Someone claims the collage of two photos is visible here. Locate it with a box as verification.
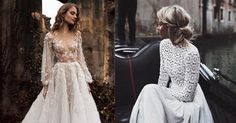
[1,0,236,123]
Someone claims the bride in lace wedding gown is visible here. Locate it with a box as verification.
[22,3,101,123]
[129,5,214,123]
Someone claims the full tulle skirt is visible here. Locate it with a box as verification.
[22,62,101,123]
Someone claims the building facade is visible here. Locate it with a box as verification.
[135,0,236,36]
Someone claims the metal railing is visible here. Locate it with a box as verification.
[213,68,236,86]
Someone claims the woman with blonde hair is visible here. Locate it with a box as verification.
[22,3,101,123]
[129,5,214,123]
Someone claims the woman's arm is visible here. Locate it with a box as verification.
[76,32,93,83]
[41,32,54,86]
[158,41,169,87]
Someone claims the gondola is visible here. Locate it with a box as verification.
[115,40,236,123]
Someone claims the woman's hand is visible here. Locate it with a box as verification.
[43,85,48,99]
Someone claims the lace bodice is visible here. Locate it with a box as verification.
[41,32,93,85]
[52,36,78,62]
[158,39,200,102]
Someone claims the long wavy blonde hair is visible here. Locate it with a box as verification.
[157,5,193,47]
[51,3,80,33]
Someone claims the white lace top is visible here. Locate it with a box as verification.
[41,32,93,86]
[158,39,200,102]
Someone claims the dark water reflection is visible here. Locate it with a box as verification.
[194,35,236,93]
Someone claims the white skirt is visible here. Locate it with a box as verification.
[129,84,214,123]
[22,62,101,123]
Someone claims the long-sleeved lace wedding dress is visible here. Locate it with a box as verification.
[22,32,101,123]
[129,39,214,123]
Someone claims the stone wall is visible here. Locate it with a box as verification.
[136,0,201,37]
[0,0,42,121]
[135,0,236,36]
[79,0,114,84]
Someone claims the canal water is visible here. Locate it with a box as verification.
[194,34,236,93]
